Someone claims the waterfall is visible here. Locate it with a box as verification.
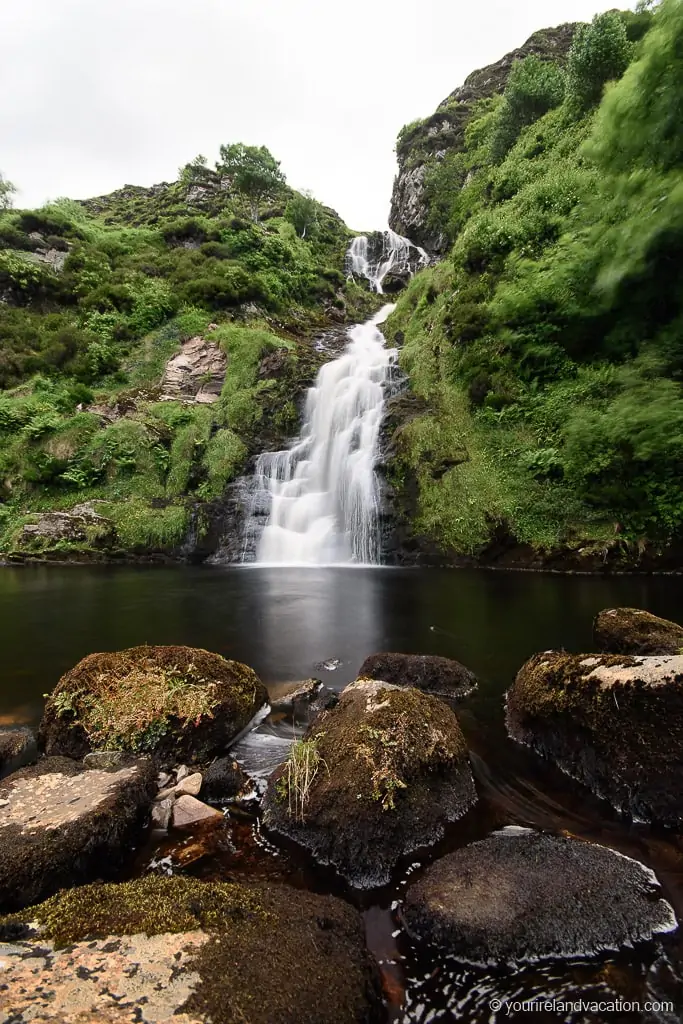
[346,228,429,293]
[246,304,397,566]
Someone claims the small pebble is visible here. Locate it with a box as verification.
[176,765,190,783]
[175,772,202,797]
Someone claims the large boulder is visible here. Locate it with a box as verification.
[0,727,37,780]
[0,755,155,912]
[0,876,382,1024]
[9,505,117,561]
[159,335,227,404]
[593,607,683,655]
[402,828,676,964]
[357,652,477,700]
[263,679,477,887]
[40,645,268,763]
[506,651,683,826]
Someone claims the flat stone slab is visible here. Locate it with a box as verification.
[0,756,155,912]
[0,875,382,1023]
[172,795,222,829]
[403,828,677,965]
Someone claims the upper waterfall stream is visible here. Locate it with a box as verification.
[346,228,429,293]
[246,303,397,566]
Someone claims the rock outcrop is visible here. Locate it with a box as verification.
[389,23,577,252]
[593,607,683,656]
[402,828,677,964]
[263,678,477,887]
[357,652,477,700]
[40,645,268,763]
[0,875,382,1024]
[159,335,227,404]
[9,504,117,561]
[506,651,683,826]
[0,755,155,912]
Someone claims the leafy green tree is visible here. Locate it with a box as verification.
[490,56,565,161]
[178,154,211,187]
[590,0,683,173]
[285,190,318,238]
[216,144,285,222]
[566,12,633,113]
[0,171,16,211]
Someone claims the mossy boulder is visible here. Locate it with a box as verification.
[263,678,477,887]
[357,652,477,700]
[506,651,683,826]
[402,828,676,964]
[0,876,382,1024]
[39,645,268,764]
[0,755,155,912]
[0,727,37,780]
[593,607,683,656]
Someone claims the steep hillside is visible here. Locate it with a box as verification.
[384,2,683,570]
[0,148,376,561]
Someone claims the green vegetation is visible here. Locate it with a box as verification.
[389,1,683,561]
[276,735,326,822]
[0,143,371,558]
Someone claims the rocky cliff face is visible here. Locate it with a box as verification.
[389,23,577,253]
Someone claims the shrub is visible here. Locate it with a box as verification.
[490,56,565,161]
[566,11,633,113]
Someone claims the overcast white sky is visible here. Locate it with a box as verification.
[3,0,626,231]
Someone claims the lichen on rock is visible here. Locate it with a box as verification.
[39,645,268,763]
[263,678,477,887]
[0,755,155,912]
[506,650,683,826]
[0,875,383,1024]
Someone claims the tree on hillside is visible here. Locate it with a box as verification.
[566,12,633,113]
[216,144,285,222]
[286,190,318,238]
[178,154,213,188]
[0,171,16,212]
[490,55,566,161]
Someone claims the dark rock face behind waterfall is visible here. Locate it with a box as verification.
[389,23,577,253]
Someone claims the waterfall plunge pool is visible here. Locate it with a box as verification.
[2,563,683,1020]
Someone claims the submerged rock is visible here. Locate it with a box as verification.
[0,755,155,912]
[506,651,683,826]
[402,828,677,964]
[39,645,268,763]
[593,607,683,656]
[358,652,477,700]
[0,876,382,1023]
[263,678,477,888]
[0,727,37,780]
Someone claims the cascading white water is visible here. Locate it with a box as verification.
[347,228,429,293]
[251,304,397,566]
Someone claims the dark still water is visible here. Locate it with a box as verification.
[1,563,681,724]
[2,564,683,1022]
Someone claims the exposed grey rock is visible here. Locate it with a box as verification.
[151,796,174,830]
[403,828,677,964]
[159,335,227,404]
[83,751,131,770]
[14,507,116,555]
[176,764,190,782]
[389,23,577,252]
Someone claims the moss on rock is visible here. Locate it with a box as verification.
[1,876,383,1024]
[39,645,268,763]
[506,651,683,826]
[263,679,477,887]
[593,607,683,656]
